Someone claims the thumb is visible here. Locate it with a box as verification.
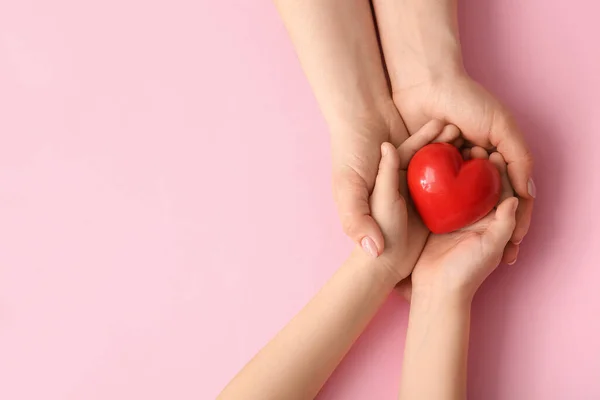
[371,143,401,208]
[484,197,519,249]
[333,170,385,258]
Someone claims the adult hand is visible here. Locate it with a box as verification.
[393,73,535,248]
[372,0,534,254]
[330,109,409,258]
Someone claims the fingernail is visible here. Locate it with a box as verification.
[514,238,523,245]
[361,236,378,258]
[528,178,537,198]
[508,259,517,265]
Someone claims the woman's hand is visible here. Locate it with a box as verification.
[372,0,535,256]
[393,74,534,247]
[330,108,409,259]
[398,147,519,303]
[275,0,413,258]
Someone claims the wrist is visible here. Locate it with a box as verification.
[377,0,466,90]
[349,247,403,290]
[410,284,474,312]
[328,98,403,143]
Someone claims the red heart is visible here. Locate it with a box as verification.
[407,143,502,234]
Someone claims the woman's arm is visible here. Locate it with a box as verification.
[274,0,395,130]
[399,292,471,400]
[373,0,535,246]
[274,0,409,257]
[372,0,464,91]
[218,250,397,400]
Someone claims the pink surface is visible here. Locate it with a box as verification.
[0,1,598,399]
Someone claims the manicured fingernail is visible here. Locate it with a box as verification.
[528,178,537,198]
[361,236,378,258]
[508,259,517,265]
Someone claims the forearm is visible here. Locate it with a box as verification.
[373,0,465,90]
[399,291,471,400]
[218,249,397,400]
[274,0,395,133]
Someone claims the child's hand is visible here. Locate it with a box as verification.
[366,121,460,283]
[399,148,519,302]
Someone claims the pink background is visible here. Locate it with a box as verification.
[0,0,598,399]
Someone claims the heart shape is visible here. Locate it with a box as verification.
[407,143,502,234]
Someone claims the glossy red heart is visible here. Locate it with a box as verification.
[407,143,502,234]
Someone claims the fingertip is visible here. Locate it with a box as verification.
[506,156,535,200]
[511,197,533,244]
[470,146,489,160]
[380,142,399,167]
[345,215,385,257]
[361,236,380,258]
[507,196,519,216]
[502,242,520,264]
[432,124,460,143]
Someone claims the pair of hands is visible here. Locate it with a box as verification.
[334,74,535,258]
[334,73,535,298]
[363,119,519,301]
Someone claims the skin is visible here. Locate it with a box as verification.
[218,124,518,400]
[276,0,535,263]
[273,0,409,258]
[398,147,518,400]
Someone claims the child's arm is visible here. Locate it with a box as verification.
[218,122,457,400]
[218,250,396,400]
[398,149,519,400]
[218,139,420,400]
[398,291,472,400]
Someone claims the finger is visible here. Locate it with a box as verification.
[395,277,412,303]
[397,120,447,169]
[512,197,533,244]
[334,171,385,258]
[489,152,514,203]
[452,137,465,149]
[484,197,519,249]
[488,152,530,244]
[462,148,471,160]
[501,242,520,265]
[490,114,535,201]
[489,115,535,243]
[469,146,489,160]
[432,124,461,144]
[372,143,401,207]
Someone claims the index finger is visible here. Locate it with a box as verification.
[397,121,460,169]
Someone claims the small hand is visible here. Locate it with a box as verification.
[398,148,519,302]
[368,120,460,281]
[394,73,534,254]
[331,108,410,258]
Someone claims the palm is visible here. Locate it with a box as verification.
[394,73,510,150]
[393,72,534,251]
[400,148,519,301]
[413,212,501,293]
